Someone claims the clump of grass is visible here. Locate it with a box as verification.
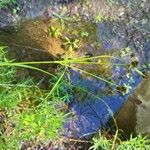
[0,46,65,149]
[89,133,150,150]
[89,136,111,150]
[48,26,62,38]
[117,134,150,150]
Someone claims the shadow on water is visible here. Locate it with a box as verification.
[0,17,65,88]
[0,29,51,88]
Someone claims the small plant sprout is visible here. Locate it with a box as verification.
[48,26,62,38]
[52,12,71,28]
[63,37,81,52]
[13,6,20,15]
[80,31,89,38]
[120,47,131,57]
[95,14,104,23]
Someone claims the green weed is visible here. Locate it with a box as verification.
[117,134,150,150]
[80,31,89,38]
[52,12,71,28]
[89,133,150,150]
[0,46,65,149]
[48,26,62,38]
[63,37,81,52]
[95,14,105,23]
[89,136,112,150]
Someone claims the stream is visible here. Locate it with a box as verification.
[0,0,149,141]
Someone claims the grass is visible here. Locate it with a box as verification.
[0,46,66,149]
[89,133,150,150]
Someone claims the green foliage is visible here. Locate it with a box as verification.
[117,135,150,150]
[120,47,131,57]
[49,69,74,103]
[95,14,104,23]
[1,103,64,149]
[52,12,71,28]
[0,46,65,149]
[0,0,16,8]
[13,6,20,15]
[89,136,111,150]
[0,46,31,109]
[48,26,62,38]
[80,31,89,38]
[63,37,81,52]
[14,102,64,142]
[89,134,150,150]
[0,46,16,83]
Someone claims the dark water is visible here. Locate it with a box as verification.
[64,18,149,138]
[64,64,143,138]
[0,0,149,139]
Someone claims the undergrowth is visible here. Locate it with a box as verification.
[89,133,150,150]
[0,46,65,149]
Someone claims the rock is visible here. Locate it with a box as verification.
[115,74,150,138]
